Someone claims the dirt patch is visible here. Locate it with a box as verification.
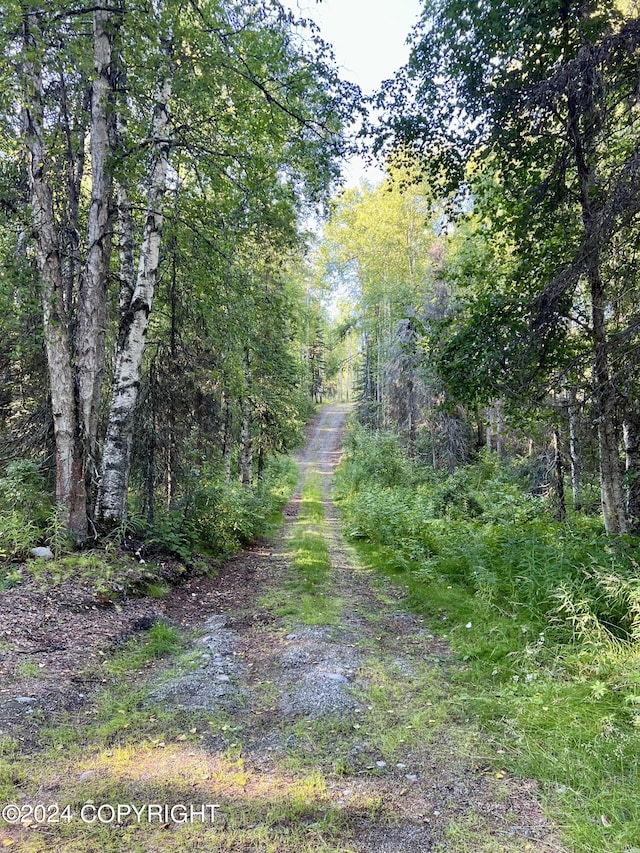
[0,570,163,739]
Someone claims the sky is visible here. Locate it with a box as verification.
[282,0,424,186]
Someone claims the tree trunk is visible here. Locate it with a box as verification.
[22,14,88,542]
[240,349,253,489]
[567,387,582,511]
[58,74,87,318]
[623,404,640,534]
[405,317,418,457]
[565,53,626,534]
[222,394,233,483]
[553,423,566,522]
[76,2,116,481]
[257,429,266,481]
[97,67,172,524]
[485,406,492,451]
[590,253,626,533]
[240,397,253,489]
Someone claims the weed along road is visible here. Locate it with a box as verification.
[0,403,562,852]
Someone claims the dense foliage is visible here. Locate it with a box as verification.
[0,0,355,549]
[375,0,640,534]
[336,423,640,851]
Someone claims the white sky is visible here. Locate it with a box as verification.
[283,0,424,186]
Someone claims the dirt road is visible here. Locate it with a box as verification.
[0,403,563,852]
[157,402,562,851]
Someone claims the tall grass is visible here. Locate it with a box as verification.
[335,423,640,852]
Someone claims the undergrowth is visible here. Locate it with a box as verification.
[1,456,298,597]
[126,454,299,561]
[335,422,640,853]
[0,460,52,564]
[0,455,297,568]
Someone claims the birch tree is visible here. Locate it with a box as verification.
[96,53,172,523]
[19,5,117,541]
[3,0,357,537]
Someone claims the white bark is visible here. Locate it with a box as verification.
[567,388,582,510]
[485,406,492,450]
[22,15,87,541]
[77,3,116,469]
[97,71,172,524]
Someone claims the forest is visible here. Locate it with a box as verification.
[0,0,357,550]
[1,1,640,851]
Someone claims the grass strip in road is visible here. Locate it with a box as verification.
[262,472,341,627]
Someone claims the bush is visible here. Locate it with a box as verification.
[336,425,640,647]
[338,425,413,493]
[147,455,298,559]
[0,459,52,559]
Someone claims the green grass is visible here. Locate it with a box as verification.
[261,471,341,626]
[334,425,640,853]
[104,621,184,677]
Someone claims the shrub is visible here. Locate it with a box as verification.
[0,459,52,559]
[338,425,412,492]
[336,426,640,647]
[147,455,297,559]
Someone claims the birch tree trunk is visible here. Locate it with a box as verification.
[567,388,582,511]
[97,68,172,524]
[76,3,116,480]
[22,15,88,542]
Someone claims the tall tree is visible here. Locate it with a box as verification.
[3,0,358,538]
[379,0,640,532]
